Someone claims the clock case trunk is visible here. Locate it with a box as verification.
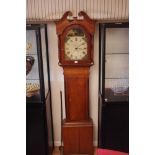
[64,67,90,121]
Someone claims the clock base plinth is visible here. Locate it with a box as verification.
[63,119,93,155]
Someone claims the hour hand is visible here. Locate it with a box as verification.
[76,47,85,50]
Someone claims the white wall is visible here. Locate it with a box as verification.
[47,22,99,146]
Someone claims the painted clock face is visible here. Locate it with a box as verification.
[64,28,88,60]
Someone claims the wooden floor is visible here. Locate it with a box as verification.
[51,147,97,155]
[51,147,60,155]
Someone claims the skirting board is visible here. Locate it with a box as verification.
[54,141,98,147]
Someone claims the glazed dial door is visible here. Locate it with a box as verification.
[64,28,88,61]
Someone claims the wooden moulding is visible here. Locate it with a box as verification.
[55,11,95,36]
[63,67,90,77]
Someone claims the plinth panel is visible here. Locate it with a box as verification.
[63,119,93,155]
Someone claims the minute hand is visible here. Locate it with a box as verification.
[75,43,85,49]
[76,47,85,50]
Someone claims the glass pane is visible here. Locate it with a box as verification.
[26,54,39,79]
[26,29,41,100]
[105,79,129,102]
[41,26,49,98]
[106,28,129,54]
[26,30,38,54]
[105,54,129,78]
[26,79,41,101]
[105,27,129,102]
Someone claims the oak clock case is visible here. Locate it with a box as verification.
[26,24,54,155]
[56,11,95,155]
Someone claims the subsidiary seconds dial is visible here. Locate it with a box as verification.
[64,28,88,60]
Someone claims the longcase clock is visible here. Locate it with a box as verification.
[56,11,95,155]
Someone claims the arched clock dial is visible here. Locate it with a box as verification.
[64,28,88,60]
